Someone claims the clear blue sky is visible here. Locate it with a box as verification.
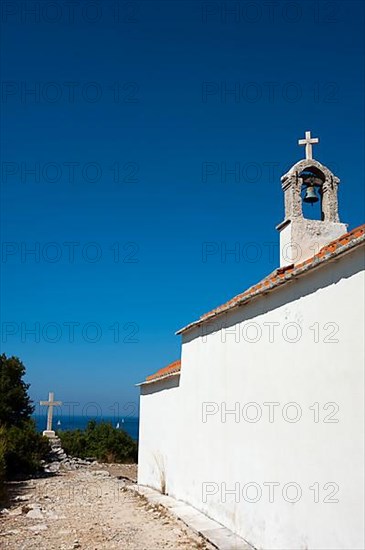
[1,1,364,415]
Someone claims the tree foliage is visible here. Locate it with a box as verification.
[59,420,138,463]
[0,354,34,427]
[0,354,50,484]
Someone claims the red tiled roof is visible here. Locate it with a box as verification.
[176,224,365,335]
[142,360,181,384]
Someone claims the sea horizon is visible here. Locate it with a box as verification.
[33,414,139,441]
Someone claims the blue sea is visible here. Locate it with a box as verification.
[33,414,139,441]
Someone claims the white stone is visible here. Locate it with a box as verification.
[26,508,44,519]
[45,510,59,520]
[28,524,48,532]
[8,506,23,516]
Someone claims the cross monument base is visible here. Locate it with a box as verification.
[43,430,56,438]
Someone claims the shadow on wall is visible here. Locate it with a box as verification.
[140,374,180,396]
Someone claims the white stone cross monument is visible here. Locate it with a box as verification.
[298,130,319,159]
[40,391,62,438]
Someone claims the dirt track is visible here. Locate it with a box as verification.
[0,464,213,550]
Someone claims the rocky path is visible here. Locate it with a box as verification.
[0,464,213,550]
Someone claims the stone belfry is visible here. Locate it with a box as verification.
[276,131,348,266]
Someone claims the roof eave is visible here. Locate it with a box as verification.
[136,371,181,387]
[176,233,365,336]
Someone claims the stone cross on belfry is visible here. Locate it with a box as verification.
[40,391,62,438]
[298,130,319,160]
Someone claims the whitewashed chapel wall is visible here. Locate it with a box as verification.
[138,375,181,495]
[138,245,364,550]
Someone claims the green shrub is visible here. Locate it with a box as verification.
[58,428,87,459]
[3,420,50,479]
[59,420,137,463]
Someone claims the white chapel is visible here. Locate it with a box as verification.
[137,132,365,550]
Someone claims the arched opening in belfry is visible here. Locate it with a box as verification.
[300,168,325,221]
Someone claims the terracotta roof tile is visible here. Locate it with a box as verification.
[177,224,365,335]
[143,360,181,384]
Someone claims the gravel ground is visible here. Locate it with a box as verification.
[0,464,213,550]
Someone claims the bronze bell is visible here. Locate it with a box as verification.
[303,185,319,204]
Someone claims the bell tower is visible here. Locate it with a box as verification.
[276,131,348,267]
